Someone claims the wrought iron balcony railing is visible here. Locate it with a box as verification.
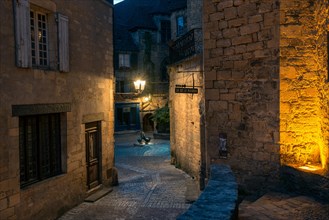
[169,28,202,63]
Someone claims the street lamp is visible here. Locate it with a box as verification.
[134,80,146,93]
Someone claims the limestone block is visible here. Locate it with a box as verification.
[218,20,228,29]
[228,18,247,28]
[217,0,233,10]
[216,71,231,80]
[247,42,263,52]
[210,48,224,57]
[8,194,20,207]
[237,3,257,17]
[224,7,237,20]
[216,39,231,47]
[204,39,216,49]
[240,23,260,35]
[206,70,217,81]
[0,207,14,219]
[259,2,273,13]
[209,12,224,21]
[249,14,263,23]
[264,12,277,27]
[0,198,8,211]
[221,93,236,101]
[232,35,252,46]
[234,60,248,70]
[224,47,235,55]
[223,28,239,38]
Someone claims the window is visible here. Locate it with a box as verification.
[161,20,171,43]
[19,114,62,187]
[176,16,186,37]
[30,10,48,67]
[119,54,130,68]
[14,0,69,72]
[116,80,125,93]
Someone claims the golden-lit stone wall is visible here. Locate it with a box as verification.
[169,56,203,180]
[280,0,329,172]
[203,0,280,190]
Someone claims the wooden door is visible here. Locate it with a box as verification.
[85,122,101,189]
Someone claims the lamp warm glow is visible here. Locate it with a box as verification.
[298,164,322,172]
[134,80,146,93]
[143,96,150,102]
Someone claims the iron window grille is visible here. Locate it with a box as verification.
[19,113,62,188]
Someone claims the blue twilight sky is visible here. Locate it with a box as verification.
[114,0,124,4]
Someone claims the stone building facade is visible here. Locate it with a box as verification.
[203,0,329,192]
[0,0,115,219]
[114,0,171,132]
[169,0,205,184]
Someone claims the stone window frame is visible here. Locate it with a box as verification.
[14,0,69,72]
[12,103,70,188]
[19,113,62,188]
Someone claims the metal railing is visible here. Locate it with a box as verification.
[169,28,202,63]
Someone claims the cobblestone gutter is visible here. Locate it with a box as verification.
[177,164,238,220]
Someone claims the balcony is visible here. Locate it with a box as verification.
[169,28,202,64]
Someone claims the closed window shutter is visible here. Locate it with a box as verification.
[57,13,69,72]
[14,0,31,68]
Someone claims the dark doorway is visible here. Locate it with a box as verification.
[85,121,102,190]
[143,113,154,132]
[115,103,141,131]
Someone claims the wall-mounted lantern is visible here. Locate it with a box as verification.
[219,133,228,158]
[134,80,146,93]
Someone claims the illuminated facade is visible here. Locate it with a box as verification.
[203,0,329,192]
[0,0,115,219]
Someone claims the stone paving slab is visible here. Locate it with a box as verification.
[58,136,199,220]
[239,192,329,220]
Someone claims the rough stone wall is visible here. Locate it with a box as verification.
[315,1,329,173]
[169,0,204,183]
[169,56,203,180]
[170,9,187,41]
[203,0,280,190]
[0,1,114,219]
[132,29,169,83]
[187,0,203,30]
[280,0,329,172]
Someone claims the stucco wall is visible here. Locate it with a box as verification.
[0,0,114,219]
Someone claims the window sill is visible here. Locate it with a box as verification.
[20,173,66,190]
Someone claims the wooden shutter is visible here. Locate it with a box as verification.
[57,13,69,72]
[14,0,31,68]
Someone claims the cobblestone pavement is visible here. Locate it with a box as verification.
[58,133,199,220]
[239,192,329,220]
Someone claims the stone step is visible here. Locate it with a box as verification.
[84,187,113,203]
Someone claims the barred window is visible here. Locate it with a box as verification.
[19,114,62,188]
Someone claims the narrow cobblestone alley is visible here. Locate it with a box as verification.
[58,133,199,220]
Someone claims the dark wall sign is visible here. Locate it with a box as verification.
[175,88,198,94]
